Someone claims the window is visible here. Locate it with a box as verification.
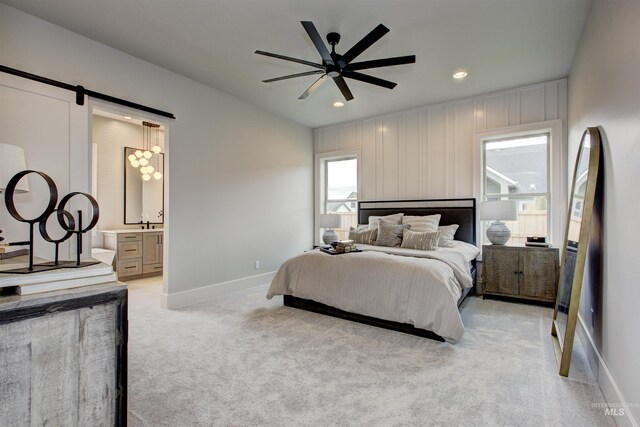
[316,154,358,242]
[482,133,550,245]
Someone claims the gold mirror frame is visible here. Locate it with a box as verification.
[551,127,602,377]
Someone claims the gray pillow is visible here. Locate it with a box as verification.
[401,229,441,251]
[438,224,459,247]
[349,227,377,245]
[374,220,410,247]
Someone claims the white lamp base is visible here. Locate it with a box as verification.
[486,220,511,245]
[322,229,338,244]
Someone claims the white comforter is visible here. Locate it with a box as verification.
[267,241,480,343]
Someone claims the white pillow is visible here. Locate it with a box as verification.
[401,214,441,233]
[438,224,459,247]
[367,213,404,229]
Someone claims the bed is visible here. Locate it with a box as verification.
[267,198,479,342]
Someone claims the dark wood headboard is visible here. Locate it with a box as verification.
[357,198,477,246]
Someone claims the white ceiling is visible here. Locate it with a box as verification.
[3,0,591,128]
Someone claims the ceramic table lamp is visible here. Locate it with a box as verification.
[480,200,517,245]
[319,214,341,244]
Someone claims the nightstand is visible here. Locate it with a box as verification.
[482,244,559,303]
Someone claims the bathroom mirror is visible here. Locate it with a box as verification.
[551,127,603,377]
[124,147,164,225]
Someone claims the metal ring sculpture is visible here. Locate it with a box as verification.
[3,170,100,272]
[38,209,75,265]
[4,170,58,223]
[57,192,100,232]
[57,192,100,266]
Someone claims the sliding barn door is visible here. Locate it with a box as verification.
[0,73,90,260]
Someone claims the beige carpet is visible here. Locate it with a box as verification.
[126,278,614,426]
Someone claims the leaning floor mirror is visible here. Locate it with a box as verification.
[551,127,603,377]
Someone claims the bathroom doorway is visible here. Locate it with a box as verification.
[90,103,169,306]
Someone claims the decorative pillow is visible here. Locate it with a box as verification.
[401,229,441,251]
[367,213,404,229]
[374,220,410,247]
[401,214,441,233]
[438,224,459,247]
[349,227,377,245]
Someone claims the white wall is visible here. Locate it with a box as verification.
[315,79,568,250]
[0,4,313,304]
[92,115,166,239]
[93,116,155,232]
[568,1,640,424]
[315,79,567,201]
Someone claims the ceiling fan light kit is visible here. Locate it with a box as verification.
[256,21,416,102]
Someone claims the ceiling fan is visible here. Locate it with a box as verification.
[255,21,416,102]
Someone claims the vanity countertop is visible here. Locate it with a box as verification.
[101,229,163,234]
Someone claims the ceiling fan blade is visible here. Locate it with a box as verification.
[347,55,416,71]
[332,75,354,101]
[255,50,323,69]
[299,75,328,99]
[263,70,325,83]
[340,24,390,65]
[301,21,334,65]
[343,71,397,89]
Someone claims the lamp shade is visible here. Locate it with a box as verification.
[0,144,29,193]
[319,214,341,229]
[480,200,517,221]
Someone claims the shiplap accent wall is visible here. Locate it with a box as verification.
[314,79,567,201]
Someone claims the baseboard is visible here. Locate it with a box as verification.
[577,315,638,426]
[161,271,276,309]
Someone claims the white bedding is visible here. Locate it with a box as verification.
[267,241,480,343]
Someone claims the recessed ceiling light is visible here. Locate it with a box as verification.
[333,101,345,108]
[452,71,468,79]
[124,116,132,120]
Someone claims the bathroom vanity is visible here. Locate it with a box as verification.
[102,229,163,279]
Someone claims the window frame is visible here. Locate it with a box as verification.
[314,149,360,244]
[482,132,551,246]
[473,120,565,250]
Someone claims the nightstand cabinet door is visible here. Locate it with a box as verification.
[483,246,520,295]
[482,245,559,303]
[519,249,559,300]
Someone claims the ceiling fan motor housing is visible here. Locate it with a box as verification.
[326,63,341,78]
[326,32,341,47]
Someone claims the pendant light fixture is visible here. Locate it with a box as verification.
[129,121,163,180]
